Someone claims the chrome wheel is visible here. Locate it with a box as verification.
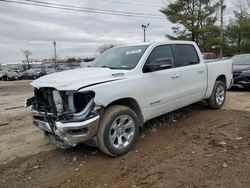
[109,114,135,149]
[215,85,225,106]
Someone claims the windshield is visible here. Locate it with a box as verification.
[232,54,250,65]
[90,45,149,70]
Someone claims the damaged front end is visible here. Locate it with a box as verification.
[26,88,103,148]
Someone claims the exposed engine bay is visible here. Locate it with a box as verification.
[26,87,103,148]
[31,87,102,122]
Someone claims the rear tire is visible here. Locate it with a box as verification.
[208,81,226,109]
[97,105,139,156]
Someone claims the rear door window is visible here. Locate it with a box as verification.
[174,44,200,67]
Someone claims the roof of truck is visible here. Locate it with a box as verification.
[119,40,197,47]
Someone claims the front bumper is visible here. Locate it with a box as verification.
[32,109,100,147]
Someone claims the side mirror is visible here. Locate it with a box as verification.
[145,58,172,72]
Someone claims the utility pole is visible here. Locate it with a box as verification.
[141,23,150,42]
[52,41,57,66]
[220,0,226,58]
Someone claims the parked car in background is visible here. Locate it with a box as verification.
[0,71,7,80]
[44,68,57,75]
[231,54,250,89]
[1,65,82,81]
[32,68,47,77]
[19,69,41,80]
[1,71,20,81]
[202,52,218,60]
[55,66,71,72]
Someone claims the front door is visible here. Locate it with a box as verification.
[142,45,182,121]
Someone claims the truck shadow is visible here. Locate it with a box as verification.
[61,100,210,157]
[142,100,208,130]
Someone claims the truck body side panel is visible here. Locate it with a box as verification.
[205,59,233,98]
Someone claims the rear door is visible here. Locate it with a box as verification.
[173,44,207,104]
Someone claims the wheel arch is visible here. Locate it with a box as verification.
[105,97,144,127]
[216,74,227,87]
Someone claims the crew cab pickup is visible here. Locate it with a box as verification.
[26,41,233,156]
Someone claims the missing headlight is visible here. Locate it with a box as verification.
[72,91,95,113]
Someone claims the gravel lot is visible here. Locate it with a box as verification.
[0,81,249,188]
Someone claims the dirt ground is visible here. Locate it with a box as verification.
[0,81,249,188]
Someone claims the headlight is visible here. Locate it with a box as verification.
[52,90,63,113]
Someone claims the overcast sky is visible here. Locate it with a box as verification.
[0,0,171,63]
[0,0,248,63]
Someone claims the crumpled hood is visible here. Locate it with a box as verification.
[31,67,127,90]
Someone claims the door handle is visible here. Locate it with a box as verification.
[198,69,204,73]
[171,73,180,79]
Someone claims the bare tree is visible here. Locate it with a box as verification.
[21,50,32,69]
[97,44,117,54]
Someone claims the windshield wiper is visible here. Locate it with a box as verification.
[100,66,122,69]
[101,66,111,68]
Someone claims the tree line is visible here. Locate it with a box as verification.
[160,0,250,56]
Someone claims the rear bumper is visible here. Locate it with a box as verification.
[32,109,100,147]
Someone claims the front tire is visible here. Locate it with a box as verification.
[208,80,226,109]
[97,105,139,156]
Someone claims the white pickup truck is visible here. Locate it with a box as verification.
[26,41,233,156]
